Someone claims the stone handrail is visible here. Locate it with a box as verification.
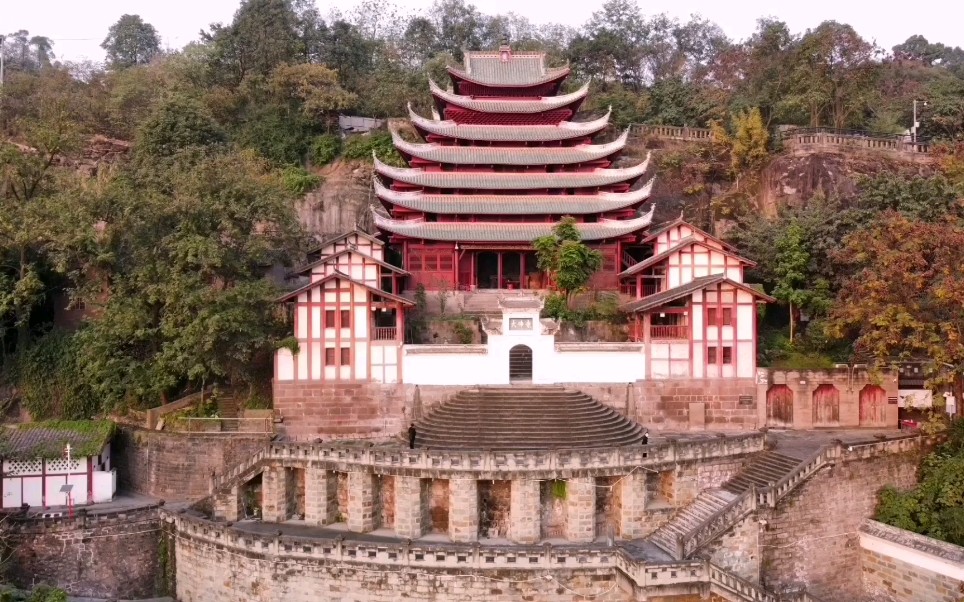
[170,510,817,601]
[632,124,713,141]
[680,486,759,559]
[211,433,766,493]
[782,130,930,154]
[756,445,834,508]
[145,387,213,429]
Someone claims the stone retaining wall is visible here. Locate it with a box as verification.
[115,426,271,501]
[860,520,964,602]
[3,506,165,599]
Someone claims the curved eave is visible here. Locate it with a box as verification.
[374,176,655,214]
[447,65,570,88]
[372,205,655,242]
[407,104,611,142]
[374,152,650,190]
[391,125,630,165]
[429,79,589,114]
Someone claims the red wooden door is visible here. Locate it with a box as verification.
[812,384,840,426]
[859,385,886,426]
[766,385,794,427]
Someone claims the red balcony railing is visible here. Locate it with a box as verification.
[650,325,688,339]
[372,326,397,341]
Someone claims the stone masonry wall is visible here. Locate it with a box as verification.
[760,450,920,599]
[175,533,629,602]
[861,547,962,602]
[115,426,270,501]
[705,514,761,583]
[4,506,163,599]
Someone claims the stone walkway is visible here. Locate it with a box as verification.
[769,428,907,459]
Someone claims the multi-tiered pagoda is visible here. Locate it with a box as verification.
[372,45,655,291]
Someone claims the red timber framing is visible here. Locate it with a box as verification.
[277,272,413,383]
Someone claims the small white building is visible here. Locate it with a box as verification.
[0,421,116,509]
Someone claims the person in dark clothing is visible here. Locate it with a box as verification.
[408,423,417,449]
[641,429,649,445]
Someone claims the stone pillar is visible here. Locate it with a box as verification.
[395,476,425,539]
[261,466,289,523]
[448,477,479,542]
[509,479,540,544]
[347,470,376,533]
[213,484,242,522]
[304,463,337,526]
[565,477,596,543]
[619,471,648,539]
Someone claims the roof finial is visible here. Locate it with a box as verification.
[499,42,511,62]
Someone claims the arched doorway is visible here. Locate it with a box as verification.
[859,385,886,426]
[812,384,840,426]
[766,385,794,427]
[509,344,533,382]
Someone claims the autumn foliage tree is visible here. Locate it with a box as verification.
[533,217,603,308]
[828,213,964,383]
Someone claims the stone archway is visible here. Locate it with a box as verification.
[766,384,794,427]
[859,385,886,426]
[509,344,533,382]
[812,384,840,426]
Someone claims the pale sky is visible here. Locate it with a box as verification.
[4,0,962,64]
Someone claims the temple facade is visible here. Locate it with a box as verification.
[373,45,655,292]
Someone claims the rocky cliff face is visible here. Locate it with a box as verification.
[296,159,375,239]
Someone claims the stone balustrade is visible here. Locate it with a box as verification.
[212,433,766,492]
[633,124,714,141]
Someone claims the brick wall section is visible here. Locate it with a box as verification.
[304,464,337,526]
[175,532,631,602]
[861,547,962,602]
[395,476,424,538]
[261,466,288,522]
[347,470,376,532]
[705,515,761,583]
[273,382,410,440]
[509,479,541,544]
[566,477,596,543]
[449,477,479,542]
[619,471,648,538]
[115,426,270,501]
[760,451,920,599]
[630,379,759,431]
[5,507,163,599]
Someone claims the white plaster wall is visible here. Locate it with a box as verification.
[403,348,503,385]
[549,348,646,383]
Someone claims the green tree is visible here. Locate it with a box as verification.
[101,14,162,69]
[771,223,830,341]
[136,96,225,158]
[533,217,602,308]
[729,107,770,173]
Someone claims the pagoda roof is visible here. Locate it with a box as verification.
[408,105,610,142]
[448,49,570,87]
[391,125,629,166]
[372,206,655,242]
[429,79,589,113]
[374,177,654,214]
[373,153,649,190]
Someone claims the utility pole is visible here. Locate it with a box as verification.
[912,99,929,143]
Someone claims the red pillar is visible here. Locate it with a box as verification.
[396,302,405,342]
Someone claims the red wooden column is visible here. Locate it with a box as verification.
[396,302,405,342]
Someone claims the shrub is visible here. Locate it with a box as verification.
[281,166,322,194]
[311,134,342,166]
[342,132,405,166]
[452,321,474,344]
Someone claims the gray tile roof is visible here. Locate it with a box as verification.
[374,153,649,190]
[408,105,610,142]
[391,125,628,165]
[620,275,774,313]
[448,50,570,87]
[0,421,114,460]
[372,205,655,242]
[619,236,756,277]
[374,177,654,214]
[430,79,588,113]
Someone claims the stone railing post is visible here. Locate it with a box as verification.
[347,470,376,533]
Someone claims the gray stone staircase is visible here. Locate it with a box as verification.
[461,291,504,316]
[413,386,646,450]
[648,489,736,557]
[648,450,813,559]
